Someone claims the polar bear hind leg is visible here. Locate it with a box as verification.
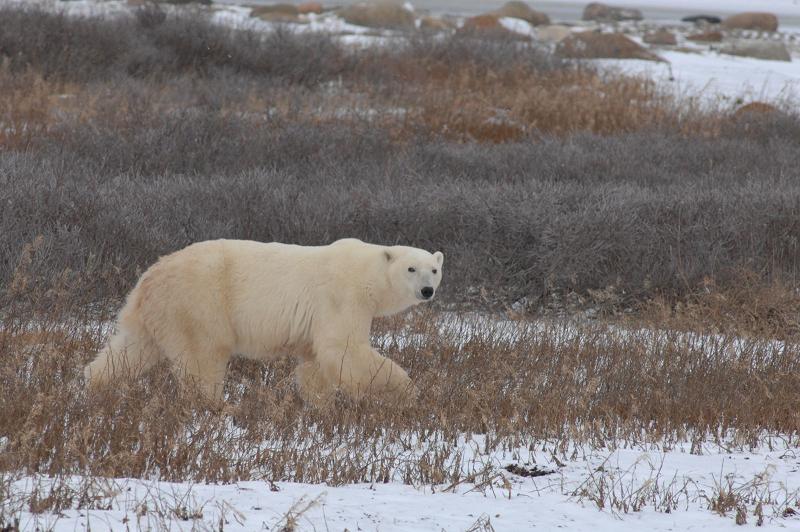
[84,312,160,389]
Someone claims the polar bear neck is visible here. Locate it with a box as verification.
[372,273,415,318]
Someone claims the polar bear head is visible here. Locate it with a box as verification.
[382,246,444,315]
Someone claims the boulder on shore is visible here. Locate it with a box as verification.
[721,12,779,32]
[250,4,301,23]
[298,2,324,15]
[338,1,416,30]
[461,14,505,32]
[720,40,791,62]
[419,15,455,31]
[733,102,780,119]
[686,30,722,42]
[536,24,572,43]
[582,2,643,22]
[643,29,676,46]
[494,1,550,26]
[557,31,663,61]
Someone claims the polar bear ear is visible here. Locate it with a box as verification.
[434,251,444,266]
[384,250,393,263]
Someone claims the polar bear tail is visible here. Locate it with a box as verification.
[84,318,160,389]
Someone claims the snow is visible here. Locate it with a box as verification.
[5,440,800,531]
[596,50,800,106]
[498,16,536,37]
[579,29,800,107]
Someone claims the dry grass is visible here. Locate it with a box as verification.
[0,44,714,149]
[636,271,800,340]
[2,296,799,485]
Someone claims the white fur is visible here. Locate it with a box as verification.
[84,238,444,404]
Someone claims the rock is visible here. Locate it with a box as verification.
[557,31,663,61]
[681,14,721,25]
[338,1,415,30]
[687,30,722,42]
[536,24,572,43]
[250,4,300,22]
[721,12,779,32]
[297,2,324,15]
[643,28,676,45]
[153,0,211,4]
[419,15,455,31]
[494,1,550,26]
[461,14,508,33]
[250,4,298,16]
[582,2,643,22]
[720,40,791,62]
[733,101,780,119]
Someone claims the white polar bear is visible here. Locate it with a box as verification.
[84,238,443,404]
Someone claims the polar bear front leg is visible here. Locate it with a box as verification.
[315,342,414,402]
[294,359,333,406]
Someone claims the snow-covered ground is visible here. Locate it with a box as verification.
[5,439,800,531]
[597,51,800,106]
[5,313,800,531]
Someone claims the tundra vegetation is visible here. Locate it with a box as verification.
[1,5,799,529]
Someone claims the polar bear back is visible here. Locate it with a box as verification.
[133,239,390,362]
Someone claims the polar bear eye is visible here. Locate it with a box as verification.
[432,269,438,274]
[408,267,416,273]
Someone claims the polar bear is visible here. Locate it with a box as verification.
[84,238,443,404]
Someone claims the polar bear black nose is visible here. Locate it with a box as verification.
[421,286,434,299]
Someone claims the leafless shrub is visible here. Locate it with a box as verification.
[273,494,324,532]
[2,126,800,311]
[704,470,800,525]
[465,513,496,532]
[572,454,693,514]
[1,6,798,309]
[0,6,347,84]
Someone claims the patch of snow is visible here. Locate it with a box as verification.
[5,440,800,531]
[595,49,800,106]
[498,16,535,37]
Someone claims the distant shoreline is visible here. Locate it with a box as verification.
[212,0,800,29]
